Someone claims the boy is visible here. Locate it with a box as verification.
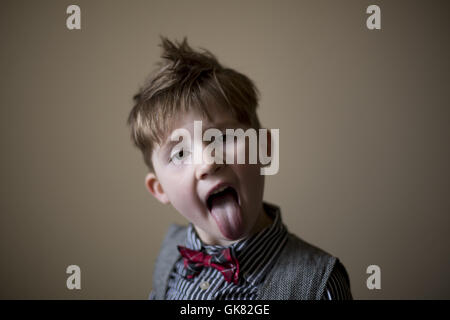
[127,37,352,300]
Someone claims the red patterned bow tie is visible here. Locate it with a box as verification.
[177,246,240,284]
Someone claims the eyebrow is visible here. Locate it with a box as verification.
[203,120,241,130]
[160,140,180,155]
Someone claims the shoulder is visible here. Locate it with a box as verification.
[265,202,335,268]
[257,231,337,299]
[281,229,352,299]
[322,259,353,300]
[151,223,188,300]
[281,232,337,286]
[163,223,188,243]
[157,223,188,261]
[283,232,337,267]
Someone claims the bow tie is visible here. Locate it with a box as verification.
[177,245,240,284]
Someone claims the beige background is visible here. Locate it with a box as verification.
[1,0,449,299]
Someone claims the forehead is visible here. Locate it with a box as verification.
[175,106,239,128]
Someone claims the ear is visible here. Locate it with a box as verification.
[145,172,170,204]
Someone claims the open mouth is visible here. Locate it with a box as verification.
[204,184,244,240]
[206,186,240,212]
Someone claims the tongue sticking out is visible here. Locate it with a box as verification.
[209,189,243,240]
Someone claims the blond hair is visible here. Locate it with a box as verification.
[127,37,261,171]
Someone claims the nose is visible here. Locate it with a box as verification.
[195,160,222,180]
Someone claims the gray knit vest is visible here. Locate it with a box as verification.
[151,224,336,300]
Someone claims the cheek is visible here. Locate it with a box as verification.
[160,170,203,218]
[236,138,256,163]
[235,164,265,196]
[164,175,189,201]
[157,169,183,200]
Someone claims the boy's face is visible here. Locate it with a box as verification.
[145,106,269,246]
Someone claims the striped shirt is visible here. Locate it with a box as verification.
[164,203,352,300]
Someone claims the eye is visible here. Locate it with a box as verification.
[170,149,190,163]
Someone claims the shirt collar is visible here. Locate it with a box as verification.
[184,202,288,285]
